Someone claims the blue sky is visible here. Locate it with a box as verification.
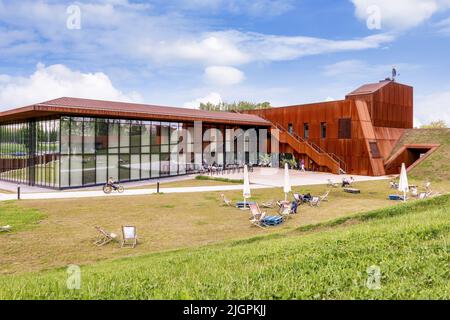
[0,0,450,126]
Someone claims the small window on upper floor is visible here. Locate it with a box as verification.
[320,122,327,139]
[304,123,309,139]
[338,118,351,139]
[288,123,293,134]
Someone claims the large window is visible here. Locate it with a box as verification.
[338,118,352,139]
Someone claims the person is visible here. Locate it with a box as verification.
[342,177,355,188]
[107,177,118,190]
[300,159,306,172]
[291,200,298,214]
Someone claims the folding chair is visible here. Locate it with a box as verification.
[94,226,118,246]
[121,226,138,248]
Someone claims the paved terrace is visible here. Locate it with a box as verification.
[0,168,389,201]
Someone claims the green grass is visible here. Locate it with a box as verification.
[0,194,448,300]
[195,175,244,184]
[0,201,45,233]
[392,128,450,182]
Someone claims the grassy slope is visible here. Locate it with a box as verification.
[1,194,448,300]
[0,201,44,232]
[392,128,450,182]
[0,180,400,275]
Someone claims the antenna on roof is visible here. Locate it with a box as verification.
[391,66,399,81]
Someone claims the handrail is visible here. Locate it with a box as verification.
[264,117,347,173]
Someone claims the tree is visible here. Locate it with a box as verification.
[420,120,448,129]
[199,101,272,112]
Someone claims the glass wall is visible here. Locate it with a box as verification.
[0,119,60,188]
[0,116,264,189]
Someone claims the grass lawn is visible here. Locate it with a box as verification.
[0,194,448,299]
[1,178,447,276]
[0,202,44,232]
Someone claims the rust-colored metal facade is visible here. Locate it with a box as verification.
[245,80,414,176]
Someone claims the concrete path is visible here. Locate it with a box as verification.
[0,168,389,202]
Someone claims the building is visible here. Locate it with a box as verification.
[0,97,271,189]
[245,80,418,176]
[1,80,436,189]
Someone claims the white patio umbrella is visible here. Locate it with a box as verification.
[242,165,251,209]
[398,163,409,202]
[283,162,291,202]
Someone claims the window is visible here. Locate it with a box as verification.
[303,123,309,139]
[320,122,327,139]
[288,123,293,134]
[338,118,352,139]
[369,142,381,158]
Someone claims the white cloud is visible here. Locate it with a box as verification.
[415,88,450,126]
[204,66,245,86]
[161,0,294,16]
[436,17,450,33]
[322,59,420,81]
[0,63,142,110]
[184,92,223,108]
[351,0,450,30]
[0,1,396,68]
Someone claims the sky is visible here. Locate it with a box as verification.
[0,0,450,126]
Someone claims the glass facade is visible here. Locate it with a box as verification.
[0,119,60,188]
[0,116,263,189]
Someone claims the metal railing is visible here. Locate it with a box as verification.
[264,117,347,173]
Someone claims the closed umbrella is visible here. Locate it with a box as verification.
[398,163,409,202]
[283,162,291,202]
[243,165,251,209]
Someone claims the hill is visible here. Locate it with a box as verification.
[0,194,448,300]
[391,128,450,182]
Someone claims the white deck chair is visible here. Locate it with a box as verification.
[261,200,275,208]
[121,226,138,248]
[320,190,330,202]
[220,194,233,206]
[279,204,292,221]
[249,203,267,229]
[93,226,118,246]
[327,179,339,188]
[0,225,12,232]
[309,196,321,207]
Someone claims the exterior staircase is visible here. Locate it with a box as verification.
[269,120,347,175]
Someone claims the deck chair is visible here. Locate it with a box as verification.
[309,196,321,207]
[261,200,275,208]
[93,226,118,246]
[220,194,233,206]
[320,190,330,202]
[424,182,432,194]
[121,226,138,248]
[293,193,301,202]
[279,204,292,220]
[249,203,267,229]
[0,225,12,232]
[327,179,339,188]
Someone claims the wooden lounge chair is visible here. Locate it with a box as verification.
[293,193,301,203]
[0,225,12,232]
[94,226,118,246]
[261,200,275,208]
[279,204,292,220]
[220,194,233,206]
[121,225,138,248]
[320,190,330,202]
[309,196,321,207]
[249,203,267,229]
[327,179,339,188]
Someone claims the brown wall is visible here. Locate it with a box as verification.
[347,82,413,128]
[245,81,414,176]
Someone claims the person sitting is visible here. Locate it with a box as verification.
[107,177,118,190]
[342,177,355,188]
